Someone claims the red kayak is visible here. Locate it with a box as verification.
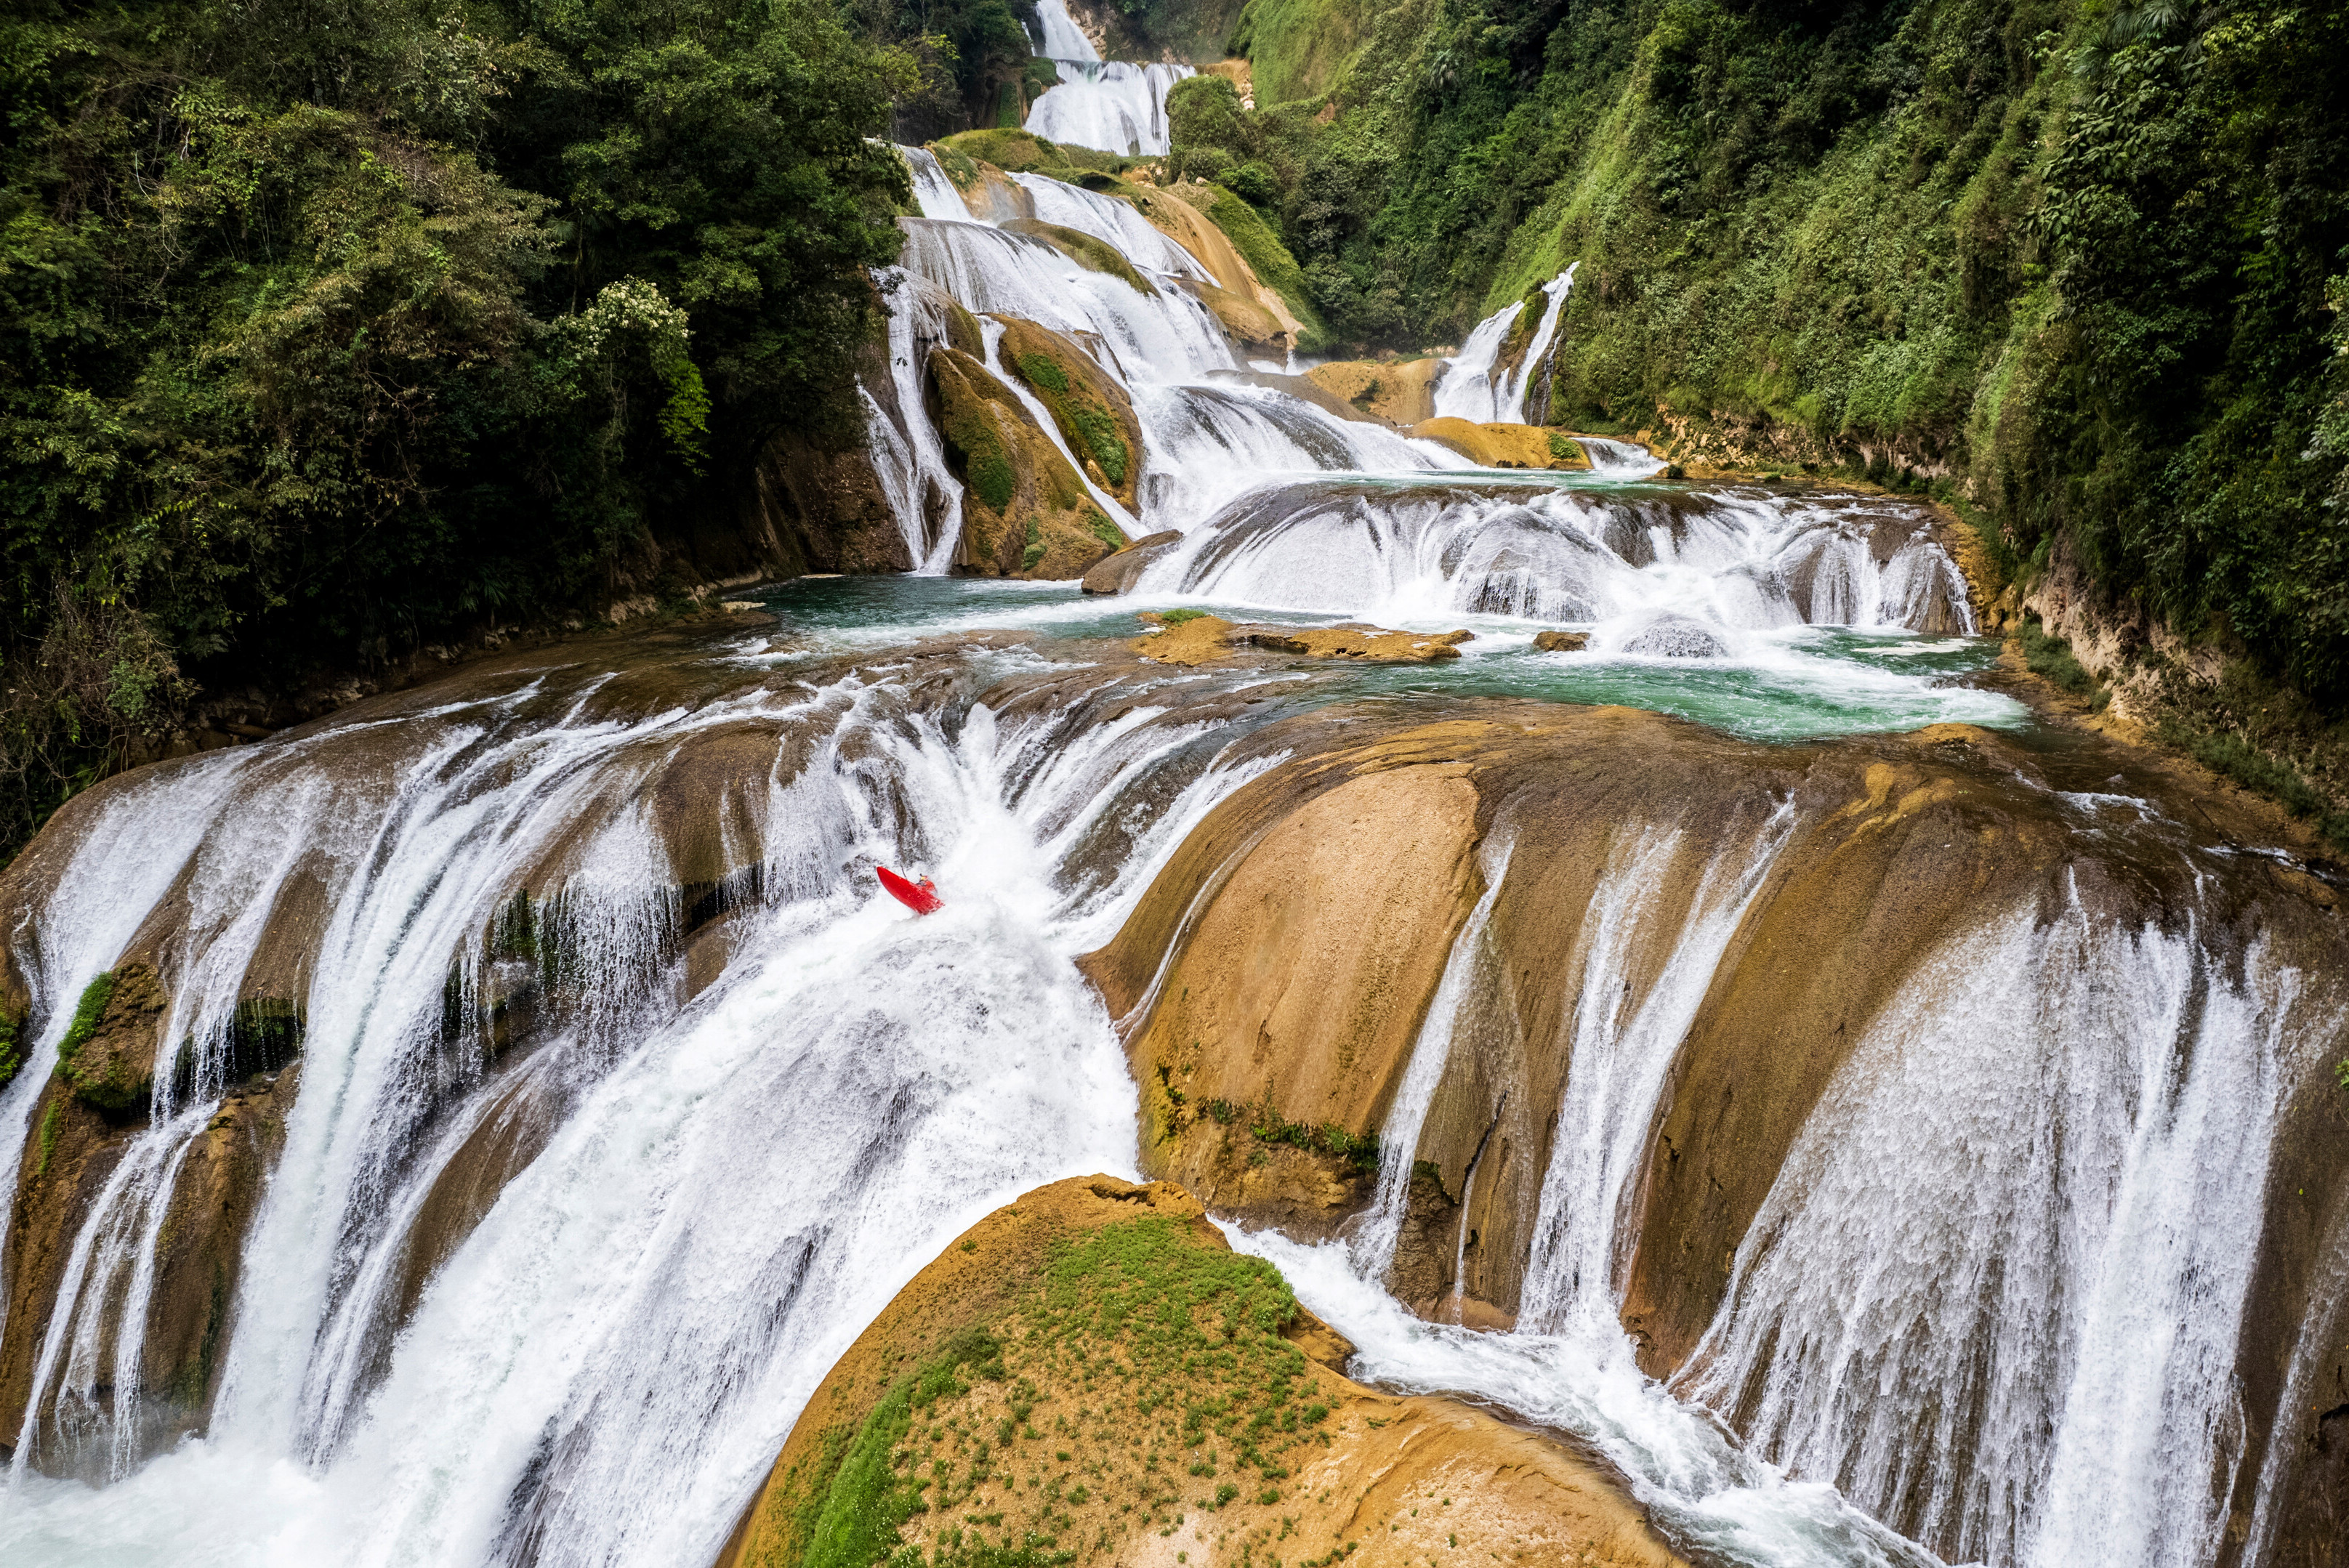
[877,866,944,915]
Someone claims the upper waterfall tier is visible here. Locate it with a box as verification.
[1023,62,1196,156]
[1028,0,1098,61]
[1136,476,1977,636]
[1433,265,1579,424]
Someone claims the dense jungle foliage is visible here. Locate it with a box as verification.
[1169,0,2349,705]
[0,0,1028,852]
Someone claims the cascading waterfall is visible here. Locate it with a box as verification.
[1020,0,1191,155]
[1024,62,1196,156]
[1431,264,1578,424]
[898,145,971,221]
[1516,801,1797,1331]
[6,12,2333,1568]
[1132,476,1977,635]
[880,165,1472,537]
[0,650,1302,1564]
[1675,893,2302,1568]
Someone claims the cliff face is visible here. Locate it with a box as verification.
[716,1174,1683,1568]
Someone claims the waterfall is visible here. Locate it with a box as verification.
[0,648,1308,1563]
[1430,266,1577,424]
[1516,801,1797,1331]
[1005,171,1212,280]
[898,144,970,221]
[1028,0,1097,62]
[867,268,965,573]
[1132,475,1977,634]
[1025,62,1196,157]
[1675,893,2302,1567]
[1348,832,1515,1276]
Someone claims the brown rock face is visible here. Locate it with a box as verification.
[1305,357,1446,426]
[714,1175,1683,1568]
[0,1064,298,1475]
[1081,529,1182,594]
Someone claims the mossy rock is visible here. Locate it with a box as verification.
[996,315,1145,506]
[1002,219,1157,298]
[56,963,167,1114]
[0,1002,23,1093]
[927,346,1126,580]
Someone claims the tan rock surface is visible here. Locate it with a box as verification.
[1305,358,1446,426]
[1130,614,1474,668]
[714,1176,1683,1568]
[1408,419,1589,470]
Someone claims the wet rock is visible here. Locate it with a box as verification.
[994,315,1145,509]
[1079,529,1181,594]
[1533,629,1589,652]
[928,345,1127,580]
[714,1175,1683,1568]
[1187,278,1289,351]
[0,1064,299,1477]
[1131,613,1474,668]
[56,963,167,1112]
[1616,614,1729,658]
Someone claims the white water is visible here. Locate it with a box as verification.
[1028,0,1098,62]
[1517,802,1797,1331]
[1677,893,2303,1567]
[1025,62,1195,156]
[899,144,970,220]
[4,20,2327,1568]
[1431,265,1578,423]
[1132,476,1977,637]
[0,657,1286,1564]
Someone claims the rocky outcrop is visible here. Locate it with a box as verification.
[1305,357,1446,426]
[714,1175,1683,1568]
[55,964,167,1112]
[0,1051,298,1475]
[928,345,1128,579]
[1408,418,1590,469]
[1130,613,1474,668]
[994,316,1147,509]
[1080,529,1182,593]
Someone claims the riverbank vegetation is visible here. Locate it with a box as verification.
[0,0,924,855]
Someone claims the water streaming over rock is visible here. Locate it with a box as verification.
[4,21,2342,1568]
[1432,265,1578,424]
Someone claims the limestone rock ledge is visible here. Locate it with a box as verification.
[715,1175,1681,1568]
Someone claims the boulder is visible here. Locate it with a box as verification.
[1533,629,1589,651]
[1080,529,1182,594]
